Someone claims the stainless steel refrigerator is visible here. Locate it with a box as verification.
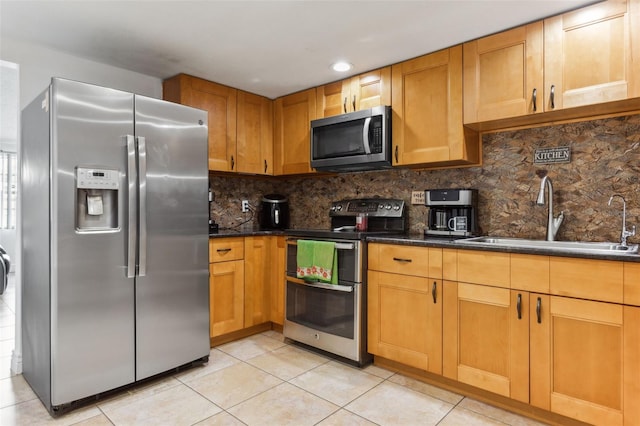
[21,78,210,415]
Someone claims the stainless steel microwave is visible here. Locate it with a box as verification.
[310,105,392,172]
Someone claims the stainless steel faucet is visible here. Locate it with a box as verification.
[536,175,564,241]
[608,194,636,247]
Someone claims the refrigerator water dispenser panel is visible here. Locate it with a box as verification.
[76,167,119,232]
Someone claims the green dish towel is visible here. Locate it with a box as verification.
[296,240,338,284]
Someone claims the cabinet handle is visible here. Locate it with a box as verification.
[343,97,347,113]
[532,88,537,112]
[231,155,235,170]
[516,293,522,319]
[264,159,268,174]
[216,248,232,253]
[395,145,398,163]
[550,85,555,109]
[392,257,412,263]
[352,95,356,111]
[536,297,542,324]
[432,281,437,304]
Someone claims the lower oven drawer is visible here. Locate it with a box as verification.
[284,277,365,362]
[285,277,357,339]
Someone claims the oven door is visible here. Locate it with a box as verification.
[284,277,362,361]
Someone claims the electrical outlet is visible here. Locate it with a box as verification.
[241,200,250,212]
[411,191,426,205]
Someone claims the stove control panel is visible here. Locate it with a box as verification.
[330,198,405,217]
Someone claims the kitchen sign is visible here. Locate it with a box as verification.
[534,146,571,164]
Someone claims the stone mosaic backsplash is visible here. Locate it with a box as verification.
[210,114,640,244]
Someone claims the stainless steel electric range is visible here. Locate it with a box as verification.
[284,198,407,366]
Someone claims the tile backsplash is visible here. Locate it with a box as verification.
[210,113,639,243]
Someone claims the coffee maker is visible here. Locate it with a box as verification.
[425,189,478,238]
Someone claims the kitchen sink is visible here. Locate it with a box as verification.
[455,236,639,255]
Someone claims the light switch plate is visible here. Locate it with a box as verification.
[411,191,425,205]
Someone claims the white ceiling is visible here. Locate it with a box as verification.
[0,0,597,99]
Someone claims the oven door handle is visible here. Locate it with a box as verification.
[286,240,355,251]
[288,276,354,292]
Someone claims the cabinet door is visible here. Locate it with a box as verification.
[368,271,442,373]
[530,296,639,425]
[188,78,237,172]
[237,91,273,175]
[463,22,544,123]
[392,46,480,167]
[544,0,640,110]
[316,67,391,119]
[442,281,529,402]
[270,236,286,325]
[273,88,316,175]
[210,260,244,337]
[316,79,352,117]
[244,236,271,327]
[351,67,391,111]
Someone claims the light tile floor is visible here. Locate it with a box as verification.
[0,276,547,425]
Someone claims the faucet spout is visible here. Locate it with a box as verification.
[608,194,636,247]
[536,175,563,241]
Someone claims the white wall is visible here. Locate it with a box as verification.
[1,37,162,109]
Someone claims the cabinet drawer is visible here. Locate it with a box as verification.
[457,250,510,288]
[369,243,441,278]
[550,257,623,303]
[209,238,245,263]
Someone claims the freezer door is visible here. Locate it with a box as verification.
[51,78,136,406]
[134,95,210,380]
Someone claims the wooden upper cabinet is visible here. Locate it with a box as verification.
[544,0,640,111]
[273,88,316,175]
[463,22,544,123]
[392,46,480,168]
[316,67,391,118]
[163,74,237,172]
[237,91,273,175]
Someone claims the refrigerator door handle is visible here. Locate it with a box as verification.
[126,135,137,278]
[137,136,147,276]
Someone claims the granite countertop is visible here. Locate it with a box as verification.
[209,230,640,262]
[367,233,640,263]
[209,228,285,238]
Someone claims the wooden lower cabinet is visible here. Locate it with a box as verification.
[209,259,244,337]
[368,271,442,373]
[374,244,640,425]
[442,281,529,402]
[209,236,280,341]
[530,295,640,425]
[269,236,286,325]
[244,236,271,327]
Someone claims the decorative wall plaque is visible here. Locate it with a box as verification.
[534,146,571,164]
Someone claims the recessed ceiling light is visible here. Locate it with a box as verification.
[331,61,353,72]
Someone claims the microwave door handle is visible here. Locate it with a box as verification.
[362,117,372,154]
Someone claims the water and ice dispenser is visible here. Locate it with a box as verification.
[76,167,119,231]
